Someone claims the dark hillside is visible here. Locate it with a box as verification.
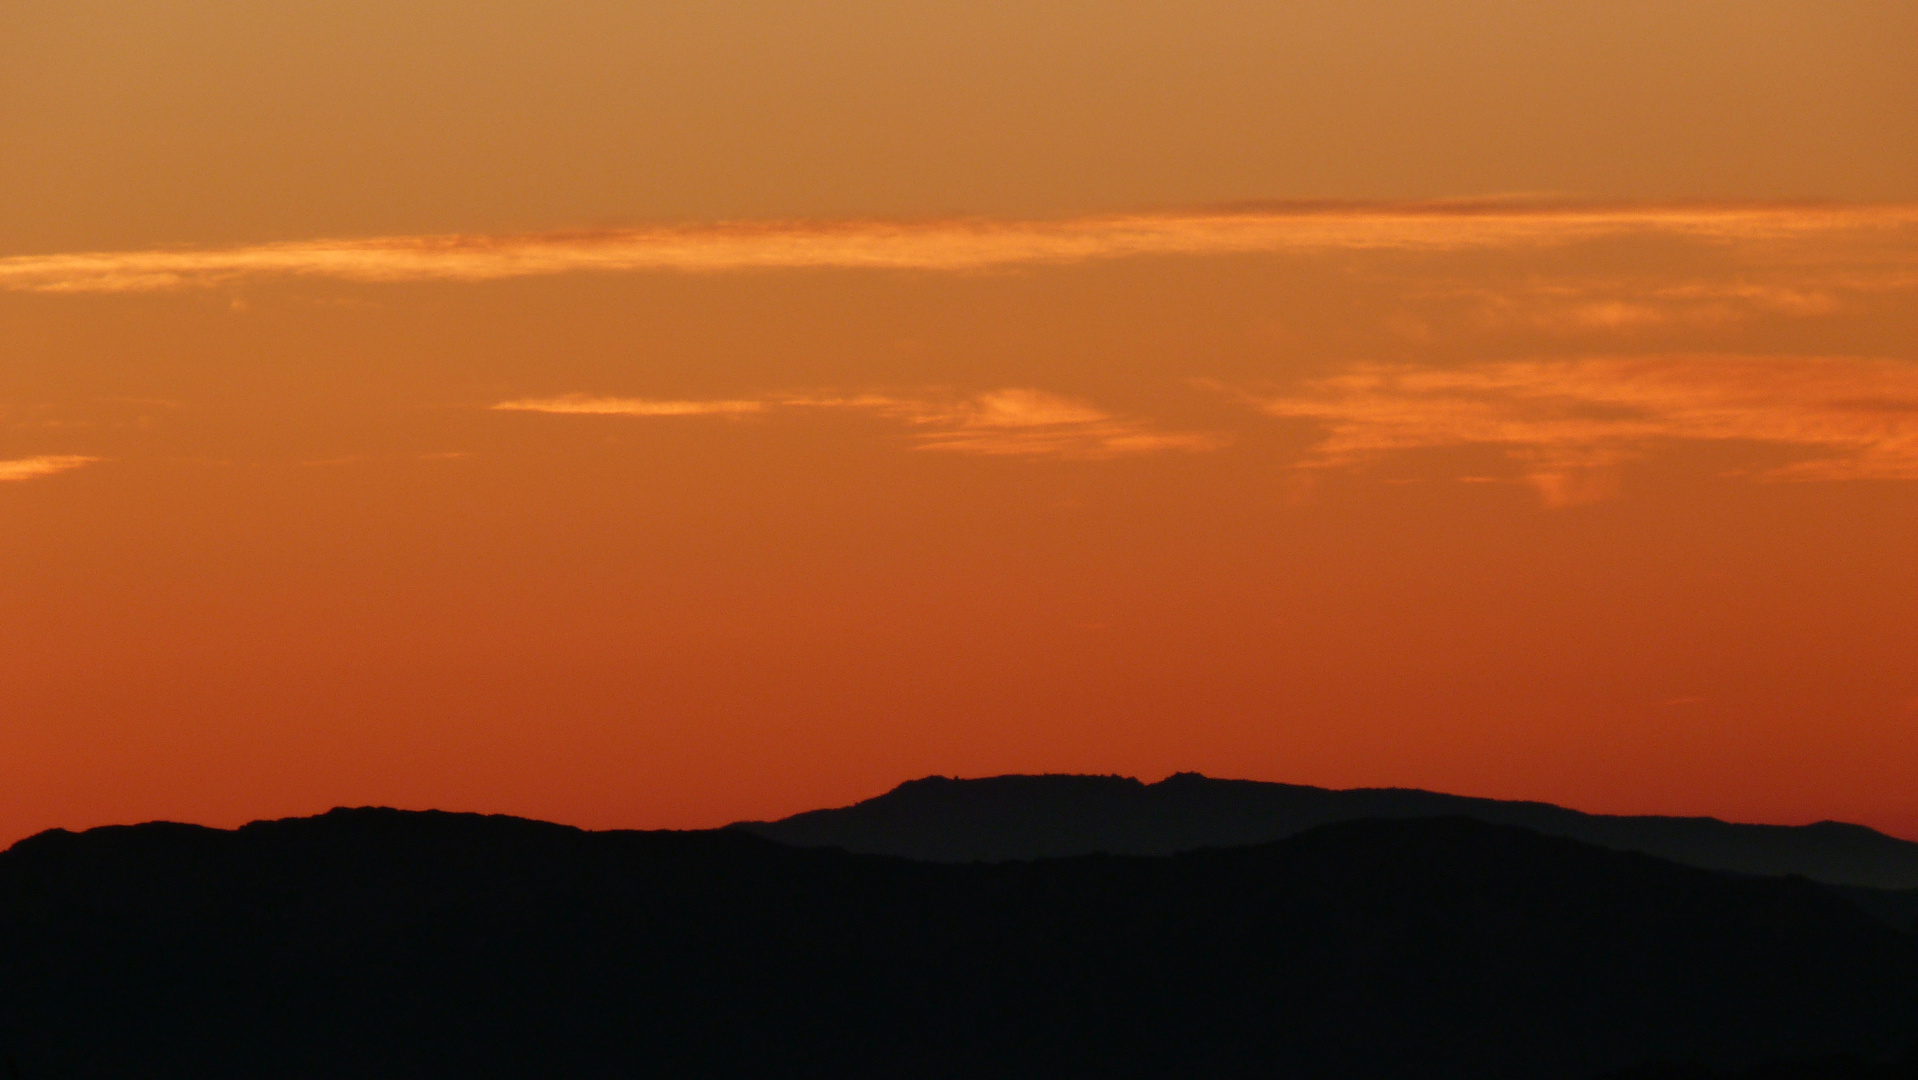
[2,810,1914,1080]
[1600,1048,1918,1079]
[1829,886,1918,933]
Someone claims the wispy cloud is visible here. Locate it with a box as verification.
[0,455,100,482]
[1472,283,1848,333]
[853,389,1226,458]
[5,203,1913,294]
[1429,273,1918,337]
[496,388,1223,459]
[1249,356,1918,504]
[493,395,768,417]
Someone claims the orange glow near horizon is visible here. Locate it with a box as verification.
[4,2,1916,846]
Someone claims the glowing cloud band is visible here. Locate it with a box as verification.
[5,203,1915,294]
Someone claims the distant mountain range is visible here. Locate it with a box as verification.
[732,772,1918,891]
[4,807,1917,1079]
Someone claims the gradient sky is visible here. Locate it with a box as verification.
[4,1,1916,844]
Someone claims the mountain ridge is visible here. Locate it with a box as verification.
[729,772,1918,890]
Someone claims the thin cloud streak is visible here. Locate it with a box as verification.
[494,396,768,417]
[1252,356,1918,505]
[0,455,100,482]
[869,389,1227,458]
[497,388,1224,459]
[1463,281,1855,333]
[5,203,1915,293]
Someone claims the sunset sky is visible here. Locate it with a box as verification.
[4,0,1916,845]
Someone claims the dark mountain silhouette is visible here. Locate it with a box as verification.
[4,809,1916,1080]
[731,773,1918,889]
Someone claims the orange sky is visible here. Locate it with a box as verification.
[4,2,1916,844]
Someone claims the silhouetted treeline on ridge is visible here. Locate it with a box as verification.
[3,807,1915,1079]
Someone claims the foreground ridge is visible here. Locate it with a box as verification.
[4,808,1916,1079]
